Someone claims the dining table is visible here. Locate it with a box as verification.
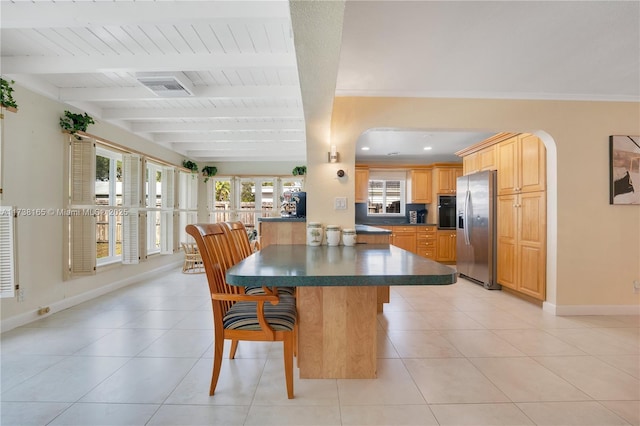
[226,244,457,379]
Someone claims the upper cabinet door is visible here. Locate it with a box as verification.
[434,167,462,194]
[355,167,369,203]
[410,169,432,203]
[497,134,545,195]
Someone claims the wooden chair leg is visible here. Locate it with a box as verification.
[229,339,239,359]
[283,332,294,399]
[210,332,225,396]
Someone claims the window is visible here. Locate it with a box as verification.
[146,162,162,254]
[206,175,304,228]
[95,147,123,265]
[367,172,406,215]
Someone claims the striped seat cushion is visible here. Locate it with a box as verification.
[223,295,296,331]
[245,286,296,296]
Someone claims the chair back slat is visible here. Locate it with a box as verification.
[186,223,241,315]
[223,221,254,263]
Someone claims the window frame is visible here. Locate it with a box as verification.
[95,146,123,266]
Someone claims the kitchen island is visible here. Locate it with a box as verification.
[226,244,457,379]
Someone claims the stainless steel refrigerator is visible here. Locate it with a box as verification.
[456,170,501,290]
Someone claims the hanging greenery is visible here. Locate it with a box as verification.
[0,78,18,111]
[59,110,95,137]
[292,165,307,176]
[182,160,199,173]
[201,166,217,183]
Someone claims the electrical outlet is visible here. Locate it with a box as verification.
[634,280,640,293]
[37,306,50,316]
[334,197,347,210]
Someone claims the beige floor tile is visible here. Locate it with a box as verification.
[439,329,526,357]
[337,359,426,405]
[419,310,486,330]
[387,330,463,358]
[516,401,631,425]
[598,354,640,378]
[463,309,538,330]
[377,328,401,358]
[341,404,438,425]
[49,402,159,426]
[492,328,587,356]
[430,402,535,425]
[378,311,433,331]
[404,358,510,404]
[534,355,640,400]
[0,402,71,426]
[469,357,590,402]
[545,328,640,355]
[147,404,249,426]
[600,400,640,426]
[244,405,341,425]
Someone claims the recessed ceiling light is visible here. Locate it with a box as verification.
[361,146,370,151]
[423,146,432,150]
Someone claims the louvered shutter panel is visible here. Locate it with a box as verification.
[160,167,175,254]
[206,177,215,221]
[122,154,142,264]
[0,207,16,298]
[68,136,96,275]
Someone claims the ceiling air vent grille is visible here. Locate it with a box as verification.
[136,74,194,97]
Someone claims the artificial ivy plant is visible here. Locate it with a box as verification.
[201,166,217,183]
[292,166,307,176]
[59,110,95,136]
[182,160,199,173]
[0,78,18,110]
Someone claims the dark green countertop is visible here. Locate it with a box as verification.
[226,244,457,287]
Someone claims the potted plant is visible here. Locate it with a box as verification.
[201,166,217,183]
[0,78,18,112]
[59,110,95,138]
[292,165,307,176]
[182,160,199,174]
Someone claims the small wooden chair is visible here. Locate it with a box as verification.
[181,242,204,273]
[223,221,295,296]
[186,223,296,399]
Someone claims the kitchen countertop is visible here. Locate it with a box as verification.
[358,222,438,227]
[258,217,306,222]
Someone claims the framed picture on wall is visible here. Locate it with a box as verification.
[609,135,640,205]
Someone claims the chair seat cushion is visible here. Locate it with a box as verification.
[245,286,296,296]
[223,295,296,331]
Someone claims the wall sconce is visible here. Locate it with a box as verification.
[328,145,339,163]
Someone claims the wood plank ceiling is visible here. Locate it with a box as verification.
[1,1,305,162]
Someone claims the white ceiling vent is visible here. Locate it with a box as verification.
[136,72,194,97]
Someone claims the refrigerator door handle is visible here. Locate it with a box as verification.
[464,189,471,245]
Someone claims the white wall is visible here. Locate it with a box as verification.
[0,85,185,330]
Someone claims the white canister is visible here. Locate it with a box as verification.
[326,225,341,246]
[307,222,323,246]
[343,229,357,246]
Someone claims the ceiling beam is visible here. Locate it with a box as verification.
[60,86,301,102]
[1,53,297,74]
[131,120,305,133]
[103,107,303,120]
[156,132,305,144]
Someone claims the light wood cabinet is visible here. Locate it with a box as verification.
[410,169,432,203]
[434,167,463,194]
[355,167,369,203]
[497,134,546,195]
[415,225,437,259]
[259,221,306,248]
[497,191,546,300]
[436,230,457,263]
[391,226,417,253]
[463,143,497,175]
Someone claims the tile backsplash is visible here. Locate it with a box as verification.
[355,203,428,224]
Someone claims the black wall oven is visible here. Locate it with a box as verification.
[437,195,456,229]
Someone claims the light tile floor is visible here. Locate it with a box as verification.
[1,269,639,425]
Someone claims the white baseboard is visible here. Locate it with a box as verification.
[543,301,640,316]
[1,260,182,333]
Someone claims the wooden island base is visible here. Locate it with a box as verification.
[296,286,378,379]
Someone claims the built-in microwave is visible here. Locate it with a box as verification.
[437,195,456,229]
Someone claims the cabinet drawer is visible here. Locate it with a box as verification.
[417,249,436,259]
[393,226,417,233]
[415,225,437,233]
[416,237,436,248]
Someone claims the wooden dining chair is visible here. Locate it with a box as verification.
[181,242,204,274]
[222,221,296,296]
[186,223,297,399]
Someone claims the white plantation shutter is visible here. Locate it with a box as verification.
[206,177,215,218]
[68,136,96,276]
[0,207,16,298]
[160,168,175,254]
[178,171,199,243]
[122,154,143,264]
